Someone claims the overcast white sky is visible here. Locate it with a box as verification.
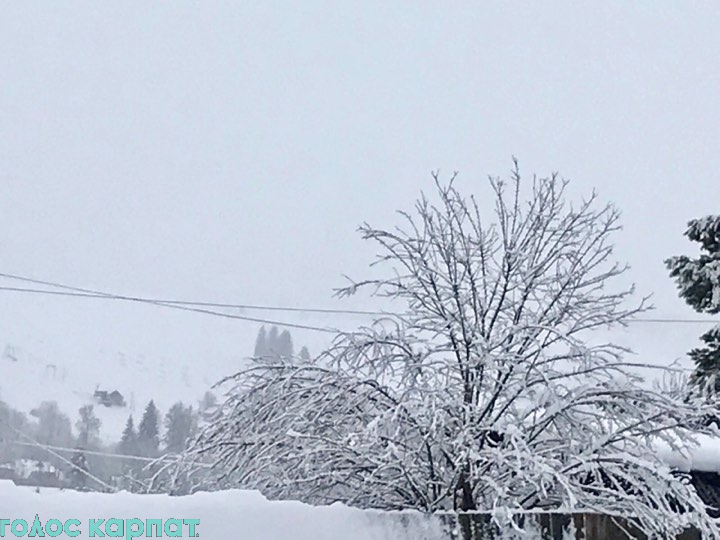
[0,3,718,404]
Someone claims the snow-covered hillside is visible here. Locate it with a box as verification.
[0,482,446,540]
[0,338,242,443]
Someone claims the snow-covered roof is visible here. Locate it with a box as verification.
[654,434,720,473]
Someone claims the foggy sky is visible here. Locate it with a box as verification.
[1,3,718,396]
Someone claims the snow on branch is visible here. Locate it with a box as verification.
[184,164,720,538]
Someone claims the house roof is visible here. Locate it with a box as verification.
[654,433,720,473]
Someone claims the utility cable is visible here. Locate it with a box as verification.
[9,440,211,467]
[0,273,341,333]
[0,272,385,316]
[0,272,716,326]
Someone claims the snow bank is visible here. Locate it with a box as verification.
[654,433,720,473]
[0,481,447,540]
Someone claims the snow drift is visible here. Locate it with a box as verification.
[0,481,447,540]
[654,433,720,473]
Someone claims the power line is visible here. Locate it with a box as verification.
[0,272,716,326]
[0,285,386,319]
[0,273,342,334]
[9,440,210,467]
[0,272,385,316]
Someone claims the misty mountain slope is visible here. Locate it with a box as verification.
[0,300,707,448]
[0,339,241,443]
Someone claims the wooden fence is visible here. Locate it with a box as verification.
[442,513,702,539]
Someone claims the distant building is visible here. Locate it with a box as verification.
[16,470,65,489]
[94,389,126,408]
[6,460,66,489]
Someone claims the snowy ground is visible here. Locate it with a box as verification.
[0,481,446,540]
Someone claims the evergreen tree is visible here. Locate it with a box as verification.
[299,346,311,361]
[666,215,720,389]
[118,415,139,456]
[253,326,268,357]
[267,326,280,356]
[117,414,140,480]
[76,405,101,448]
[137,400,160,457]
[164,402,198,454]
[258,326,294,360]
[277,330,294,358]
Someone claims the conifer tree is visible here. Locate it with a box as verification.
[116,414,142,487]
[253,326,268,357]
[666,216,720,390]
[164,403,198,454]
[267,326,280,356]
[119,415,139,456]
[137,400,160,457]
[277,330,294,358]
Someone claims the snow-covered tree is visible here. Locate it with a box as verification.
[666,215,720,390]
[112,414,143,490]
[119,415,138,455]
[27,401,74,467]
[187,166,720,538]
[255,326,295,360]
[137,401,160,458]
[164,403,198,455]
[267,326,280,356]
[253,326,268,358]
[276,330,294,358]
